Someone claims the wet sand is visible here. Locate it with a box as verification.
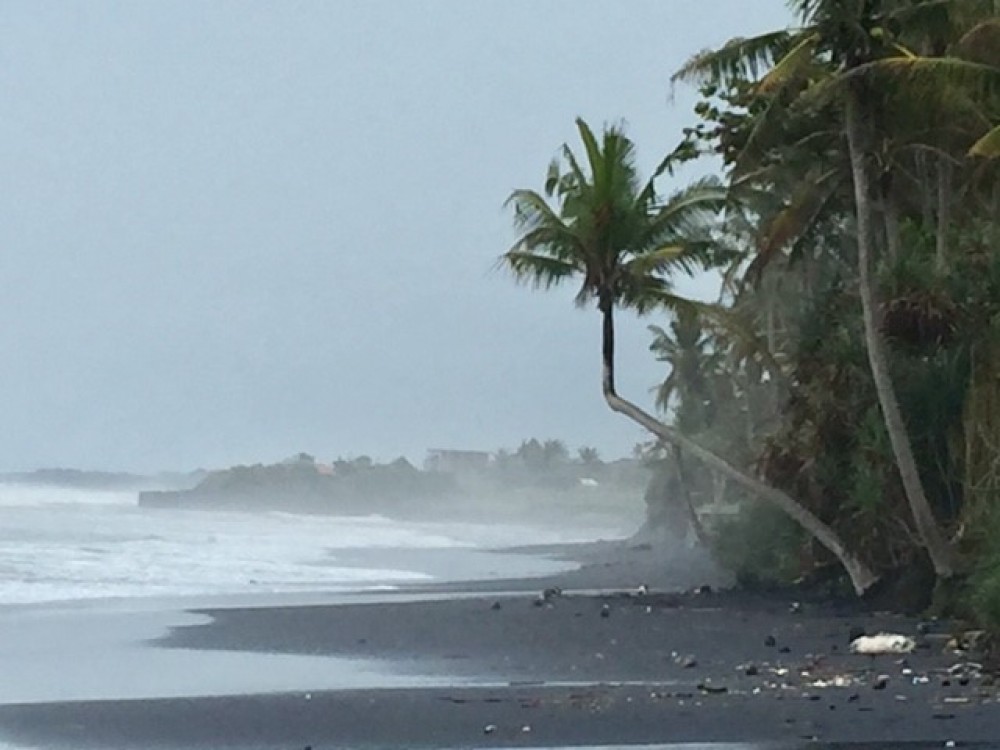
[2,545,1000,748]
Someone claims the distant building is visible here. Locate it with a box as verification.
[424,449,491,474]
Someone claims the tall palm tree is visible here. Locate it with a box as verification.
[674,0,1000,579]
[502,117,878,594]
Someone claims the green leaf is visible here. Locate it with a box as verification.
[756,33,820,94]
[970,124,1000,158]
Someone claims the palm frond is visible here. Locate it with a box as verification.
[673,29,799,87]
[957,19,1000,67]
[501,251,579,289]
[970,124,1000,157]
[757,33,821,94]
[749,168,840,281]
[505,189,565,228]
[846,55,1000,104]
[623,245,689,279]
[575,118,606,192]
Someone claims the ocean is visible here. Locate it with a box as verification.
[0,482,619,606]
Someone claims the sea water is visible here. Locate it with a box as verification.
[0,482,611,606]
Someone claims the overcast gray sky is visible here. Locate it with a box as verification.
[0,1,793,472]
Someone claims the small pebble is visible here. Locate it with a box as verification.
[483,724,497,735]
[745,665,759,677]
[764,635,777,647]
[600,604,611,618]
[491,601,502,611]
[873,675,889,690]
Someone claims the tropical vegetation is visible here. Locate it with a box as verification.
[503,0,1000,618]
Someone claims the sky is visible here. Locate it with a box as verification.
[0,1,794,473]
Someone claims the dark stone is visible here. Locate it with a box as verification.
[872,675,889,690]
[600,604,611,618]
[764,635,777,647]
[697,683,728,694]
[779,646,791,654]
[491,601,502,611]
[745,665,759,676]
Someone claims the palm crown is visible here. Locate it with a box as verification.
[502,118,725,315]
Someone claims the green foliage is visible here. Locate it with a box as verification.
[712,502,805,588]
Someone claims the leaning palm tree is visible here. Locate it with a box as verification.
[502,117,878,595]
[674,0,1000,580]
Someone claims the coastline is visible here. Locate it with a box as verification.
[1,541,1000,748]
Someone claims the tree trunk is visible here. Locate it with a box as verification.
[936,155,952,274]
[883,178,902,265]
[844,86,959,579]
[598,301,879,595]
[915,150,935,230]
[672,444,710,547]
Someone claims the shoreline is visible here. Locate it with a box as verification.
[2,542,1000,748]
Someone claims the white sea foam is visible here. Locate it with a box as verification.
[0,485,600,606]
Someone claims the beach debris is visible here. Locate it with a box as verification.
[632,583,649,597]
[809,675,853,688]
[789,601,802,614]
[764,635,777,647]
[945,629,987,654]
[483,724,497,735]
[744,664,760,677]
[521,725,532,733]
[945,741,956,748]
[697,682,728,694]
[948,661,983,675]
[304,693,312,700]
[847,693,860,703]
[696,584,713,595]
[779,646,791,654]
[850,633,916,655]
[533,595,545,607]
[600,603,611,618]
[543,586,562,599]
[673,654,698,669]
[491,601,502,610]
[943,696,971,704]
[872,674,890,690]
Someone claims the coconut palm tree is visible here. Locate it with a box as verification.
[502,117,878,594]
[674,0,1000,579]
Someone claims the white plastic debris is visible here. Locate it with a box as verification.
[850,633,916,654]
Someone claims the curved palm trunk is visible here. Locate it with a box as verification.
[845,86,958,579]
[599,300,878,595]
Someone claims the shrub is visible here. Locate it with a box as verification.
[711,501,804,589]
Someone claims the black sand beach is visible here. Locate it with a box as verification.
[2,545,1000,749]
